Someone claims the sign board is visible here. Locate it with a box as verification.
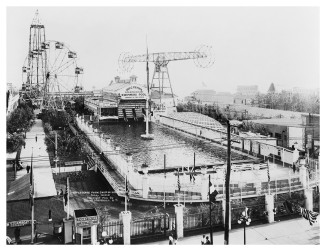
[119,85,147,100]
[75,215,98,227]
[7,220,36,228]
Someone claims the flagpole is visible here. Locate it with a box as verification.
[125,176,127,212]
[209,175,213,245]
[267,160,271,195]
[31,147,34,244]
[164,154,166,209]
[177,168,180,206]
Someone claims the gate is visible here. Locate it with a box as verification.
[98,220,123,244]
[274,191,305,220]
[231,197,266,224]
[131,214,174,243]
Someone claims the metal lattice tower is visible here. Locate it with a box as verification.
[118,45,214,108]
[21,10,47,103]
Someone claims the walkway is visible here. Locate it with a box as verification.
[145,217,320,245]
[16,119,57,198]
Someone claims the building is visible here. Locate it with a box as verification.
[247,114,320,153]
[189,89,233,105]
[85,76,148,122]
[234,85,259,105]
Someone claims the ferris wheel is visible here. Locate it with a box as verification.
[21,11,84,110]
[22,40,84,109]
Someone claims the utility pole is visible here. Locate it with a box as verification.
[224,120,231,245]
[209,175,213,245]
[54,131,58,169]
[31,147,34,244]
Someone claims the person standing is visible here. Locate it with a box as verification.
[205,236,211,245]
[26,165,30,174]
[201,235,206,245]
[35,135,37,142]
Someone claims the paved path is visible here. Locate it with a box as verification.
[16,119,57,198]
[144,217,320,245]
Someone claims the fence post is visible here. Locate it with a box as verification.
[174,204,184,239]
[264,194,275,223]
[200,168,208,200]
[142,174,149,199]
[299,164,307,188]
[119,211,132,245]
[304,188,314,211]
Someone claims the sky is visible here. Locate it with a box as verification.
[6,6,319,98]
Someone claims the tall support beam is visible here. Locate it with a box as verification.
[224,120,231,245]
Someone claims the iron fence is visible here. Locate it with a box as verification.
[98,220,123,243]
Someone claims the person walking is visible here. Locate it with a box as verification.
[205,236,211,245]
[26,165,30,174]
[35,135,37,142]
[201,235,206,245]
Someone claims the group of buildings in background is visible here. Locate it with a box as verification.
[185,83,319,106]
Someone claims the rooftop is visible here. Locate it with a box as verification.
[248,118,303,127]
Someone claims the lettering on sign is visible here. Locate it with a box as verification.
[76,216,98,227]
[120,86,147,100]
[7,220,36,228]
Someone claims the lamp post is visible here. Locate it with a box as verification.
[237,207,251,245]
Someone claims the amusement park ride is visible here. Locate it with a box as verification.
[118,43,215,139]
[21,10,84,110]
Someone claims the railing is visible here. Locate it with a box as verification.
[99,220,123,243]
[131,217,168,237]
[148,191,202,201]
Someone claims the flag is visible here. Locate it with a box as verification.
[64,177,69,206]
[29,153,34,209]
[177,168,181,192]
[300,207,319,225]
[190,167,196,184]
[125,176,130,201]
[209,176,218,202]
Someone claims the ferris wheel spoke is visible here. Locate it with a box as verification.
[51,58,74,74]
[55,60,75,75]
[52,50,69,73]
[49,48,65,73]
[55,77,74,93]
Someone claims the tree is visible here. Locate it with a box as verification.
[7,134,25,153]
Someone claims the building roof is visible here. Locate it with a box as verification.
[7,197,65,223]
[104,82,130,93]
[167,112,224,130]
[75,208,97,218]
[248,118,303,127]
[7,173,30,201]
